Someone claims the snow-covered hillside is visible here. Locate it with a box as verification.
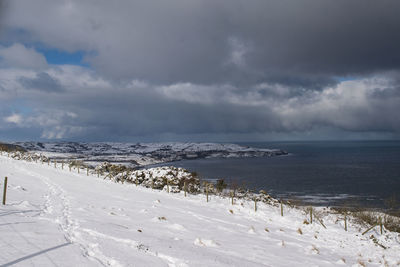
[0,154,399,266]
[14,142,288,167]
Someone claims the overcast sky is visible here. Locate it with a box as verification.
[0,0,400,142]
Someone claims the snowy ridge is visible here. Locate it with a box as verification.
[14,142,288,167]
[0,153,399,266]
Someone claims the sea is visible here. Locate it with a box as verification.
[153,141,400,208]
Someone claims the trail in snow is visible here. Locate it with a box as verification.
[0,155,399,266]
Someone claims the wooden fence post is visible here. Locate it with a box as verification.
[167,180,170,193]
[344,214,347,231]
[54,160,57,168]
[280,199,283,216]
[206,186,209,202]
[231,191,234,205]
[62,161,64,170]
[379,217,383,235]
[310,207,313,224]
[2,177,8,205]
[254,198,257,212]
[87,167,89,176]
[184,180,187,197]
[362,224,377,235]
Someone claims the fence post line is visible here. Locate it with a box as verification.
[2,177,8,205]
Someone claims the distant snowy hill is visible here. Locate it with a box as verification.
[14,142,288,167]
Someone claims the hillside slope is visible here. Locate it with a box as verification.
[0,155,399,266]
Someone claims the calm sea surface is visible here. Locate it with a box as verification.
[154,141,400,207]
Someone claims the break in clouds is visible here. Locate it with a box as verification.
[0,0,400,141]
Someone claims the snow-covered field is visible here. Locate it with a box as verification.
[13,142,288,168]
[0,154,399,266]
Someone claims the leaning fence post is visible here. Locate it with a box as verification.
[2,177,8,205]
[362,224,377,235]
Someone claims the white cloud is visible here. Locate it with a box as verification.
[4,113,22,125]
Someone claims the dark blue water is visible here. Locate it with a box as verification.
[154,141,400,207]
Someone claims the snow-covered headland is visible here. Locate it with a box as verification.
[13,141,288,167]
[0,150,399,266]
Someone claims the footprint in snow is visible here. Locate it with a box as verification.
[194,238,220,247]
[248,226,256,234]
[13,185,27,191]
[166,223,186,232]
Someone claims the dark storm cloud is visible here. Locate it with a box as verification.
[1,1,400,141]
[89,0,400,88]
[4,0,400,88]
[18,72,63,92]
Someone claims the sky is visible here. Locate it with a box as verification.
[0,0,400,142]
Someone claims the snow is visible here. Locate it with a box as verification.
[0,154,399,266]
[13,142,288,168]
